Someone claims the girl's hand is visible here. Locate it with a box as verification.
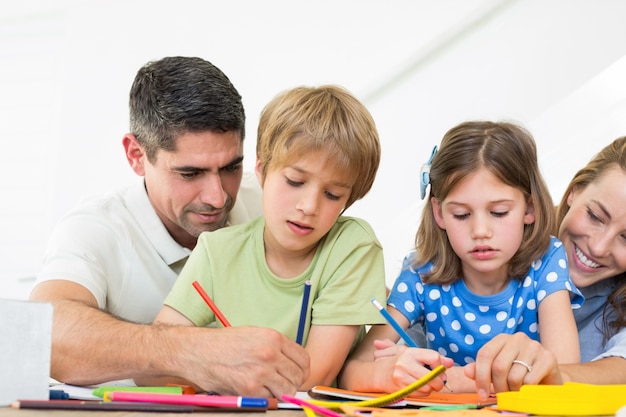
[372,338,403,358]
[371,339,453,395]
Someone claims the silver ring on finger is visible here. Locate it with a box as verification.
[512,359,532,373]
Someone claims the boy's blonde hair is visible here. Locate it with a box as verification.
[415,120,555,284]
[256,85,380,209]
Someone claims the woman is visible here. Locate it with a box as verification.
[468,136,626,396]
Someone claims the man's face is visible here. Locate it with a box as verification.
[130,131,244,249]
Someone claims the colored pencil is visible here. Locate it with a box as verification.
[105,391,269,409]
[371,297,417,347]
[11,400,197,412]
[192,280,231,327]
[296,280,312,344]
[281,394,344,417]
[92,385,184,397]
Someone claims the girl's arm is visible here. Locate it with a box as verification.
[537,290,581,363]
[338,307,450,393]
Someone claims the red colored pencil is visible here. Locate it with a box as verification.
[192,280,231,327]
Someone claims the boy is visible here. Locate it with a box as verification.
[153,85,387,390]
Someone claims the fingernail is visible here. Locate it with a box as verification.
[478,389,488,400]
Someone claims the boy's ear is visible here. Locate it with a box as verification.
[524,198,536,225]
[123,134,147,176]
[254,157,264,186]
[431,197,446,229]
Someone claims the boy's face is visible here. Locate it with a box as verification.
[256,149,353,262]
[126,130,244,249]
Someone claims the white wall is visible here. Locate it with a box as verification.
[2,0,626,299]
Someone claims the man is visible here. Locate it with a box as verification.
[30,56,309,397]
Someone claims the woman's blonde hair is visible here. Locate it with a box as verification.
[556,136,626,341]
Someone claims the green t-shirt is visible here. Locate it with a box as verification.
[164,215,387,346]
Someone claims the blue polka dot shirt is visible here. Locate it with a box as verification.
[387,236,584,365]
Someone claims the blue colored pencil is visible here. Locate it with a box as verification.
[371,297,417,347]
[296,281,312,345]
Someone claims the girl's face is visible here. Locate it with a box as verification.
[256,149,353,275]
[559,165,626,288]
[432,167,535,293]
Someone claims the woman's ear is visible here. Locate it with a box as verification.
[566,187,579,207]
[524,198,536,225]
[122,134,146,176]
[431,197,446,229]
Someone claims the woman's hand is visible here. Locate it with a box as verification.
[465,333,563,399]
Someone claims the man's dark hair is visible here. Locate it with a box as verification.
[129,56,245,162]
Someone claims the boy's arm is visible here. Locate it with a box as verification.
[337,322,399,392]
[302,324,359,390]
[30,280,310,397]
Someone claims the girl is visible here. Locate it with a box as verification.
[339,120,583,395]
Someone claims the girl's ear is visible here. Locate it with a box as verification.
[524,198,536,225]
[431,197,446,229]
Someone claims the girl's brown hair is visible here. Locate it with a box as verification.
[415,120,555,285]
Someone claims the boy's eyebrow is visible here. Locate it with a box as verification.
[172,156,244,172]
[289,165,353,189]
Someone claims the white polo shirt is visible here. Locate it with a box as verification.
[36,172,262,323]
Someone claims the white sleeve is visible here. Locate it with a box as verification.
[228,171,263,225]
[592,326,626,361]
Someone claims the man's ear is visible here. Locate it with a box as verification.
[123,134,147,176]
[524,197,536,225]
[431,197,446,229]
[254,157,264,187]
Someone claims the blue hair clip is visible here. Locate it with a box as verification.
[419,145,438,199]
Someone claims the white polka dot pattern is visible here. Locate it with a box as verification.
[387,236,584,365]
